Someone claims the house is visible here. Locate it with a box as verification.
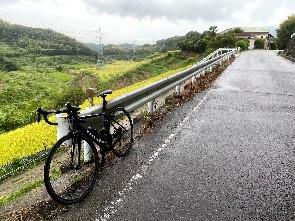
[221,27,273,49]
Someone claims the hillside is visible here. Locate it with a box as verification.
[0,19,95,57]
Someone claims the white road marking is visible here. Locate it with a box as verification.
[96,93,209,221]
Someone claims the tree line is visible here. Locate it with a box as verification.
[0,19,96,57]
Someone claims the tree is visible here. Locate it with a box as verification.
[285,38,295,58]
[177,31,206,53]
[209,26,218,37]
[177,27,240,53]
[254,39,265,49]
[277,15,295,49]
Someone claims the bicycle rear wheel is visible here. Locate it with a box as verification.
[110,107,133,157]
[44,133,99,204]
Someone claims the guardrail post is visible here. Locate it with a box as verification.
[191,75,196,84]
[209,66,212,72]
[147,99,155,113]
[57,114,93,162]
[176,85,180,95]
[56,114,72,143]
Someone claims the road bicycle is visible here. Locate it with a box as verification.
[37,89,133,204]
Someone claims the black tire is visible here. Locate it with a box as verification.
[110,107,133,157]
[44,133,99,204]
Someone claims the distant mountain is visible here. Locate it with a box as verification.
[85,42,140,52]
[85,43,101,52]
[0,19,96,56]
[119,43,139,49]
[86,36,182,55]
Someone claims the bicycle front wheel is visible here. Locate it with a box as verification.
[110,107,133,157]
[44,133,99,204]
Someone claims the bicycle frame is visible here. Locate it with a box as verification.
[71,110,114,157]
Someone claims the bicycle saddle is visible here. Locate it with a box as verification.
[98,89,112,97]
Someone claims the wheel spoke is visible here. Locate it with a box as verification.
[110,108,133,157]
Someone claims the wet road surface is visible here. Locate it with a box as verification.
[54,50,295,220]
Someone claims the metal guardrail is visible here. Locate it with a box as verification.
[81,48,237,115]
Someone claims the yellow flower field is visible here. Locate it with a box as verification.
[80,65,191,109]
[0,64,192,166]
[0,121,56,165]
[80,60,146,81]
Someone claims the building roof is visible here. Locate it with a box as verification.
[220,27,269,34]
[240,27,269,33]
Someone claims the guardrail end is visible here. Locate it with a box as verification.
[147,99,155,113]
[175,85,181,96]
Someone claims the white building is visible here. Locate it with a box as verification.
[221,27,273,49]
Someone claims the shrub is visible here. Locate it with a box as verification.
[54,87,86,108]
[0,57,19,71]
[236,39,249,51]
[254,39,265,49]
[55,65,64,72]
[269,41,277,50]
[204,47,215,55]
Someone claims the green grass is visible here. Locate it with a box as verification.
[47,71,72,82]
[0,179,43,206]
[0,70,68,132]
[107,51,198,90]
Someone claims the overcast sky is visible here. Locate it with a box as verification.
[0,0,294,44]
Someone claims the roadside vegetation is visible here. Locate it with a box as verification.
[236,39,250,51]
[277,15,295,50]
[254,39,265,49]
[277,15,295,59]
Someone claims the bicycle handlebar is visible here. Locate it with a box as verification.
[36,107,63,125]
[36,102,81,125]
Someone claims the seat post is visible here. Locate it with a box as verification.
[102,95,107,112]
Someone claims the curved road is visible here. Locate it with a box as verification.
[54,50,295,220]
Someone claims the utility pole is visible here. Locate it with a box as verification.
[132,40,136,53]
[96,27,104,68]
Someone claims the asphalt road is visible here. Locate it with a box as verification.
[54,50,295,221]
